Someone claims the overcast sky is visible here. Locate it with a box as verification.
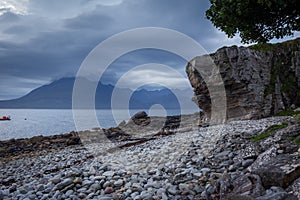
[0,0,298,100]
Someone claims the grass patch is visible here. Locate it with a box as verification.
[294,114,300,120]
[251,123,288,142]
[251,132,270,141]
[249,43,275,52]
[294,141,300,145]
[288,136,300,145]
[275,110,300,116]
[249,38,299,52]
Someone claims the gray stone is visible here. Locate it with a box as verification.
[73,177,82,184]
[36,191,43,196]
[82,179,93,186]
[242,159,254,168]
[94,176,105,180]
[230,174,265,198]
[36,184,45,191]
[201,191,208,198]
[133,195,142,200]
[193,185,204,193]
[78,193,86,199]
[167,185,178,195]
[132,111,148,119]
[156,188,166,196]
[54,178,74,190]
[192,172,202,178]
[0,189,9,197]
[41,194,49,200]
[256,186,291,200]
[88,166,96,175]
[200,168,211,175]
[178,183,189,191]
[53,190,61,198]
[90,183,101,191]
[114,179,124,187]
[86,192,95,199]
[277,149,284,154]
[9,184,17,193]
[131,192,139,198]
[66,168,81,177]
[99,197,115,200]
[51,176,61,184]
[140,191,152,199]
[103,171,115,177]
[103,181,111,188]
[132,183,143,192]
[65,189,73,197]
[77,187,87,193]
[44,186,52,193]
[215,151,231,159]
[19,188,28,194]
[206,185,216,194]
[125,182,132,188]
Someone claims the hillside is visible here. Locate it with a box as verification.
[0,77,197,110]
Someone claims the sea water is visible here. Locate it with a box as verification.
[0,109,197,140]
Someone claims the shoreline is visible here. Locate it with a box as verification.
[0,111,200,160]
[0,109,198,141]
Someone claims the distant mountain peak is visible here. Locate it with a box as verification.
[0,77,197,110]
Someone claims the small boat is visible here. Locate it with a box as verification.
[0,116,11,121]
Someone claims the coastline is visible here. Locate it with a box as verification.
[1,114,299,199]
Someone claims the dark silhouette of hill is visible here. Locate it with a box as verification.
[0,77,196,109]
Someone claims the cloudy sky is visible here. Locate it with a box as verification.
[0,0,298,100]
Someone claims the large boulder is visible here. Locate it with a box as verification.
[186,38,300,121]
[250,154,300,189]
[130,111,150,126]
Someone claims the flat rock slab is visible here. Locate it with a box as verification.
[230,174,265,198]
[251,154,300,188]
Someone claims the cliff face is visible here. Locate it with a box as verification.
[186,38,300,120]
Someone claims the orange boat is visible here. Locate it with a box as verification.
[0,116,11,121]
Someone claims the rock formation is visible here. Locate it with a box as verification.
[186,38,300,120]
[0,132,81,159]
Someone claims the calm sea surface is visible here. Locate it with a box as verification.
[0,109,197,141]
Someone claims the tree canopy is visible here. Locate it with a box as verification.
[206,0,300,43]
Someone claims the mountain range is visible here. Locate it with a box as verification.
[0,77,197,110]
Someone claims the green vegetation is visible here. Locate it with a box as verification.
[294,140,300,145]
[294,114,300,120]
[206,0,300,43]
[275,109,300,116]
[251,132,270,142]
[249,38,300,51]
[288,136,300,145]
[249,43,275,52]
[251,123,288,142]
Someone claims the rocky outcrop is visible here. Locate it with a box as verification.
[186,38,300,120]
[194,117,300,199]
[129,111,151,126]
[0,132,81,159]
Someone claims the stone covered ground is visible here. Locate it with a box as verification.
[0,114,300,200]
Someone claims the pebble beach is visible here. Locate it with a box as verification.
[1,114,299,200]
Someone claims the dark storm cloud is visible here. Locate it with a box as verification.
[0,11,20,22]
[0,0,246,100]
[3,25,32,35]
[65,13,114,30]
